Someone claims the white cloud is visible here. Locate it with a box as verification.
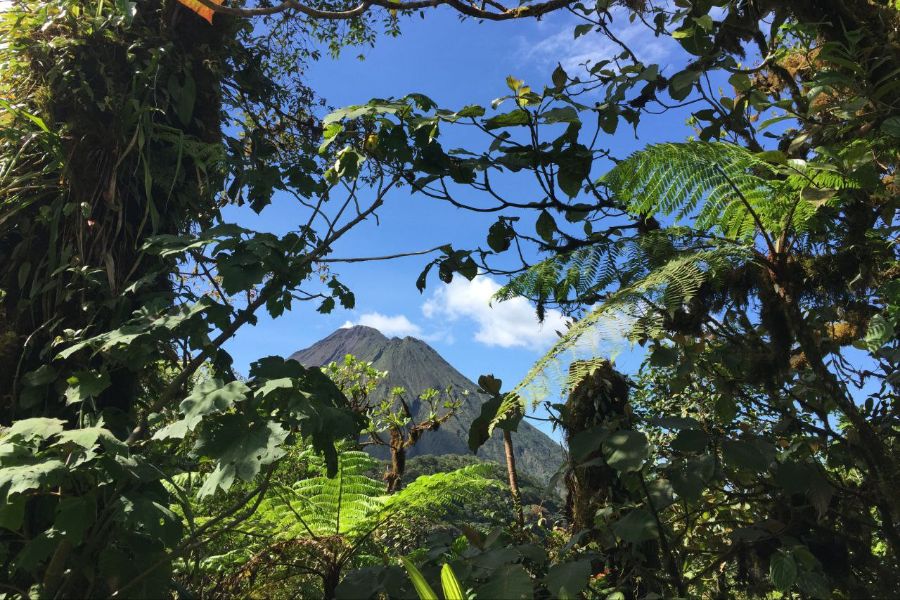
[341,313,424,338]
[520,11,679,73]
[422,275,568,350]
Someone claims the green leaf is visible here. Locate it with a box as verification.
[557,144,592,198]
[535,210,556,242]
[881,116,900,137]
[721,439,769,472]
[774,461,812,495]
[612,508,658,544]
[401,557,438,600]
[669,70,700,100]
[769,553,797,592]
[649,346,678,367]
[544,560,591,597]
[0,496,25,529]
[485,110,530,130]
[865,313,895,351]
[729,72,752,92]
[552,65,568,88]
[602,430,650,473]
[574,23,592,38]
[153,379,250,440]
[692,14,713,30]
[753,150,787,165]
[55,427,126,454]
[646,478,676,510]
[115,493,182,546]
[569,426,609,463]
[3,418,66,442]
[455,105,486,118]
[318,297,336,314]
[468,391,522,452]
[488,219,515,252]
[477,564,533,599]
[64,371,111,405]
[670,429,711,452]
[807,473,834,518]
[715,394,738,423]
[22,365,56,387]
[672,26,695,39]
[334,148,365,179]
[55,495,97,545]
[542,107,580,124]
[11,530,59,573]
[195,418,288,498]
[0,460,66,498]
[441,563,465,600]
[797,571,831,599]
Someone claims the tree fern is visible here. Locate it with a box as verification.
[256,449,497,546]
[497,141,851,414]
[262,450,386,540]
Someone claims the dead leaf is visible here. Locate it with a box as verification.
[176,0,223,24]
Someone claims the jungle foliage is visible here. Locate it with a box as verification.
[1,0,899,598]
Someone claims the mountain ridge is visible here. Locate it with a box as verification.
[289,325,564,483]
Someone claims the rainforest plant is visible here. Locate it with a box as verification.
[168,447,496,599]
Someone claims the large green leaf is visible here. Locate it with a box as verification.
[865,313,896,351]
[769,553,797,592]
[55,427,127,455]
[11,530,60,573]
[153,379,250,440]
[602,430,650,473]
[569,426,609,463]
[544,560,592,597]
[3,418,66,442]
[611,508,658,544]
[797,571,831,599]
[722,440,769,472]
[0,460,66,498]
[774,461,812,495]
[670,429,711,452]
[55,495,97,545]
[64,371,111,405]
[477,564,533,599]
[401,557,438,600]
[441,563,465,600]
[194,417,288,498]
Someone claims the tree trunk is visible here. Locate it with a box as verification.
[503,429,524,528]
[384,428,406,493]
[563,360,630,535]
[322,566,341,600]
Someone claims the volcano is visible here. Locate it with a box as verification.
[289,325,564,483]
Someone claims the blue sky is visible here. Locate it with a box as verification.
[223,8,696,434]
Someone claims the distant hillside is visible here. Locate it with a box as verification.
[289,325,565,483]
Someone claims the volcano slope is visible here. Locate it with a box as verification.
[290,325,564,483]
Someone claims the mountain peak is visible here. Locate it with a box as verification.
[289,326,564,483]
[334,324,388,340]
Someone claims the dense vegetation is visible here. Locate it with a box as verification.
[1,0,898,598]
